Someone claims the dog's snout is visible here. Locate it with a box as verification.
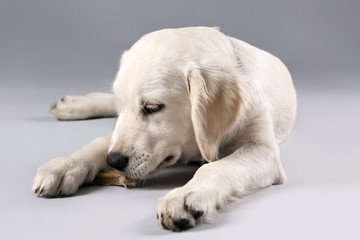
[107,152,129,171]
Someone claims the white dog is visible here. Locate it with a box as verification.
[33,27,296,231]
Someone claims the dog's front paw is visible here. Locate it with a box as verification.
[156,186,218,231]
[32,157,95,197]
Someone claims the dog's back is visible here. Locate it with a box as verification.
[228,36,297,143]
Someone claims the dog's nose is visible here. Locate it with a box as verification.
[106,152,129,171]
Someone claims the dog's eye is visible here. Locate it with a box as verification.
[142,103,165,115]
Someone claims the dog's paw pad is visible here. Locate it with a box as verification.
[185,205,204,220]
[173,218,191,231]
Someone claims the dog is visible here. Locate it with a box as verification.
[32,27,297,232]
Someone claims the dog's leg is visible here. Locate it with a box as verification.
[157,112,286,231]
[51,92,117,120]
[33,135,111,197]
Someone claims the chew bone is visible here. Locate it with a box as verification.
[92,170,138,188]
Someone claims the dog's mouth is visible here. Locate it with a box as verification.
[163,155,174,162]
[153,155,175,171]
[125,154,177,179]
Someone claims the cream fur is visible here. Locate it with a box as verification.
[33,27,296,232]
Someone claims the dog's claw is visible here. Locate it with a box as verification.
[190,210,204,220]
[161,219,169,230]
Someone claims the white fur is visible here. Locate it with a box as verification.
[33,27,296,232]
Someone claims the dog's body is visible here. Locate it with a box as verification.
[33,27,296,231]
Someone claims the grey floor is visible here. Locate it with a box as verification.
[1,75,359,240]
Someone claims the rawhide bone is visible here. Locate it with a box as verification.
[92,170,138,187]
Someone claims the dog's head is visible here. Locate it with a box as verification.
[107,29,245,178]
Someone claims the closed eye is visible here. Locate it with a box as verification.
[142,103,165,115]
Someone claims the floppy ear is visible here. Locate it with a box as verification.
[187,66,244,162]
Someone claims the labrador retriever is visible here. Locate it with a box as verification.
[33,27,297,232]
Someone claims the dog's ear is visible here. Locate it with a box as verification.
[187,66,244,162]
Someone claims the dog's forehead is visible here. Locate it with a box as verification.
[114,64,186,104]
[113,80,172,110]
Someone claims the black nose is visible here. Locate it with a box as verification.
[107,152,129,171]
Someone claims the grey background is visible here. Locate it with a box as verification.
[1,0,359,239]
